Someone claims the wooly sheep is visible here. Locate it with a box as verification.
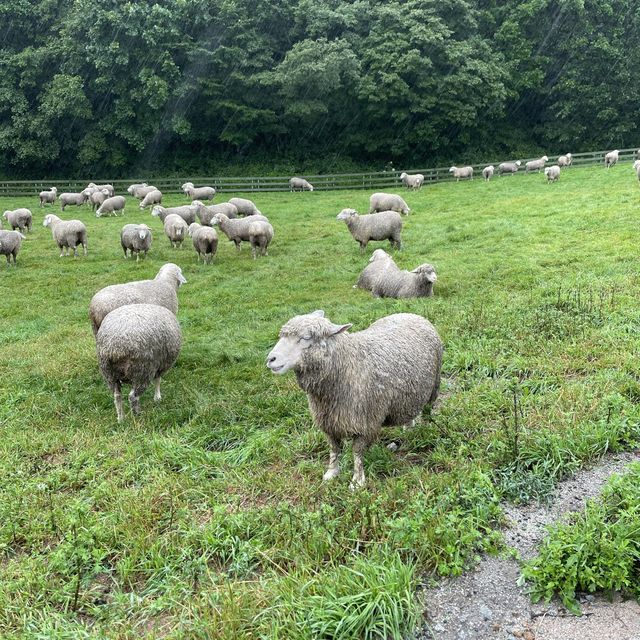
[605,150,619,168]
[356,249,437,298]
[248,220,274,259]
[545,165,561,183]
[139,189,163,209]
[449,166,474,181]
[557,153,572,167]
[96,195,126,218]
[368,193,410,215]
[191,200,238,225]
[163,214,188,248]
[498,160,521,175]
[211,212,269,250]
[3,208,32,233]
[96,303,182,422]
[0,230,25,266]
[337,208,402,253]
[151,204,197,225]
[131,185,158,200]
[634,160,640,183]
[228,197,262,217]
[90,189,110,212]
[188,223,218,264]
[127,183,148,196]
[88,183,115,197]
[43,214,88,257]
[89,263,186,335]
[399,172,424,189]
[266,310,443,487]
[482,166,494,181]
[181,182,216,201]
[39,187,57,206]
[525,156,549,173]
[289,177,314,192]
[59,191,89,211]
[121,224,153,261]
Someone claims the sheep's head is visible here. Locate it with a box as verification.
[308,185,314,192]
[151,206,162,217]
[191,200,203,208]
[336,208,357,221]
[181,182,194,192]
[2,211,8,220]
[211,213,227,226]
[101,189,110,196]
[544,167,550,175]
[87,183,96,188]
[542,156,549,162]
[266,310,352,375]
[515,161,522,166]
[138,225,151,239]
[449,167,456,172]
[156,263,187,286]
[411,263,437,283]
[566,153,572,159]
[188,223,200,236]
[400,172,407,180]
[51,187,57,193]
[43,214,57,227]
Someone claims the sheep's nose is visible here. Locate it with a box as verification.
[266,355,277,367]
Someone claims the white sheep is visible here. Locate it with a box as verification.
[96,196,126,217]
[248,220,274,259]
[449,166,474,181]
[188,223,218,264]
[211,213,270,250]
[525,156,549,173]
[634,160,640,183]
[181,182,216,201]
[399,173,424,189]
[43,214,88,257]
[127,183,148,196]
[90,189,110,212]
[368,193,410,215]
[337,208,402,252]
[59,192,89,211]
[163,214,188,248]
[151,204,197,225]
[0,230,25,266]
[482,166,494,181]
[130,185,157,200]
[605,150,619,168]
[139,189,163,209]
[121,224,153,261]
[191,201,239,225]
[228,197,262,217]
[557,153,572,167]
[3,208,32,233]
[498,161,521,175]
[289,177,314,192]
[544,165,561,183]
[39,187,57,206]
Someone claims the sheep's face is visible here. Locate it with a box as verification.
[188,223,199,236]
[400,172,407,179]
[151,206,162,217]
[515,161,522,166]
[412,264,437,283]
[267,311,351,375]
[43,215,54,227]
[336,209,356,221]
[449,167,455,172]
[2,211,8,220]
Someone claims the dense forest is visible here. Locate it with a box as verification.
[0,0,638,177]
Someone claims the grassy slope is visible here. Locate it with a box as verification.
[0,166,639,638]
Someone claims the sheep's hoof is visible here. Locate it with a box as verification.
[323,468,340,481]
[349,476,366,491]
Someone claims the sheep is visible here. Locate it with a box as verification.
[3,208,32,233]
[266,310,443,487]
[605,150,619,168]
[498,161,521,175]
[0,230,25,266]
[545,165,561,183]
[211,212,270,250]
[634,160,640,183]
[248,220,274,259]
[289,177,314,192]
[88,183,115,197]
[131,185,158,200]
[89,263,186,335]
[127,183,148,197]
[557,153,572,167]
[449,166,474,181]
[96,195,126,218]
[336,208,402,253]
[39,187,57,206]
[355,249,437,298]
[191,200,239,225]
[163,214,188,248]
[399,173,424,189]
[228,197,262,217]
[139,189,163,209]
[525,156,549,173]
[43,214,88,257]
[151,204,197,225]
[90,189,110,212]
[188,223,218,264]
[181,182,216,201]
[368,193,410,215]
[59,192,89,211]
[482,166,494,181]
[121,224,153,261]
[96,303,182,422]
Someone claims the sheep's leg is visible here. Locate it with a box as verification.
[350,436,369,489]
[113,383,124,423]
[153,377,162,402]
[129,382,148,416]
[5,255,10,266]
[323,434,342,481]
[360,242,366,254]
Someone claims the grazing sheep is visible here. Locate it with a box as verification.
[356,249,437,298]
[212,213,270,250]
[3,208,32,233]
[399,172,424,189]
[248,220,274,259]
[90,189,110,212]
[191,200,238,225]
[163,214,188,248]
[525,156,549,173]
[121,224,153,261]
[151,204,197,225]
[139,189,163,209]
[96,303,182,422]
[0,230,25,266]
[96,195,126,218]
[289,177,314,192]
[59,192,89,211]
[368,193,410,215]
[557,153,572,167]
[605,150,619,168]
[498,161,521,175]
[634,160,640,183]
[43,214,88,257]
[89,263,186,335]
[127,183,148,196]
[337,208,403,253]
[188,223,218,264]
[39,187,57,206]
[266,310,443,487]
[181,182,216,201]
[545,165,561,183]
[131,185,158,200]
[449,166,474,181]
[482,166,494,181]
[228,197,262,217]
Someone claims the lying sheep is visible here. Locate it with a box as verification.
[3,208,32,233]
[449,166,474,181]
[96,195,126,217]
[96,303,182,422]
[151,204,197,225]
[59,192,89,211]
[188,223,218,264]
[39,187,57,206]
[482,166,494,181]
[557,153,572,167]
[399,172,424,189]
[498,161,521,175]
[337,208,403,253]
[139,189,163,209]
[605,150,619,168]
[356,249,437,298]
[127,183,148,197]
[131,185,157,200]
[181,182,216,201]
[212,212,269,250]
[121,224,153,261]
[248,220,274,259]
[43,214,88,257]
[266,310,443,487]
[191,200,238,225]
[89,263,186,335]
[545,165,561,183]
[90,189,110,212]
[0,230,25,266]
[368,193,410,215]
[163,214,188,248]
[228,197,262,217]
[289,177,314,192]
[525,156,549,173]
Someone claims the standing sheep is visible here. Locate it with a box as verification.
[163,214,188,248]
[139,189,163,209]
[525,156,549,173]
[59,192,89,211]
[131,185,158,200]
[482,166,494,181]
[337,208,403,253]
[289,177,314,192]
[181,182,216,201]
[127,183,148,196]
[43,214,88,257]
[88,183,115,197]
[633,160,640,183]
[248,220,274,259]
[151,204,197,225]
[544,165,561,183]
[96,303,182,422]
[191,201,239,225]
[557,153,572,167]
[211,213,269,250]
[188,223,218,264]
[0,230,25,266]
[3,208,32,233]
[449,166,474,181]
[39,187,57,206]
[266,310,443,487]
[228,197,262,217]
[605,150,619,168]
[498,161,521,175]
[399,173,424,189]
[368,193,410,215]
[90,189,110,212]
[121,224,153,261]
[96,196,126,217]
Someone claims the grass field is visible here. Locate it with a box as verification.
[1,165,640,638]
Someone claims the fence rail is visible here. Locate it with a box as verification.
[0,147,637,197]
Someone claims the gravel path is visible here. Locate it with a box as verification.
[419,450,640,640]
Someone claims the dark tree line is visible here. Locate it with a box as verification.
[0,0,638,177]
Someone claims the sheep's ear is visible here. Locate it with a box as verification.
[328,323,352,335]
[311,310,325,317]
